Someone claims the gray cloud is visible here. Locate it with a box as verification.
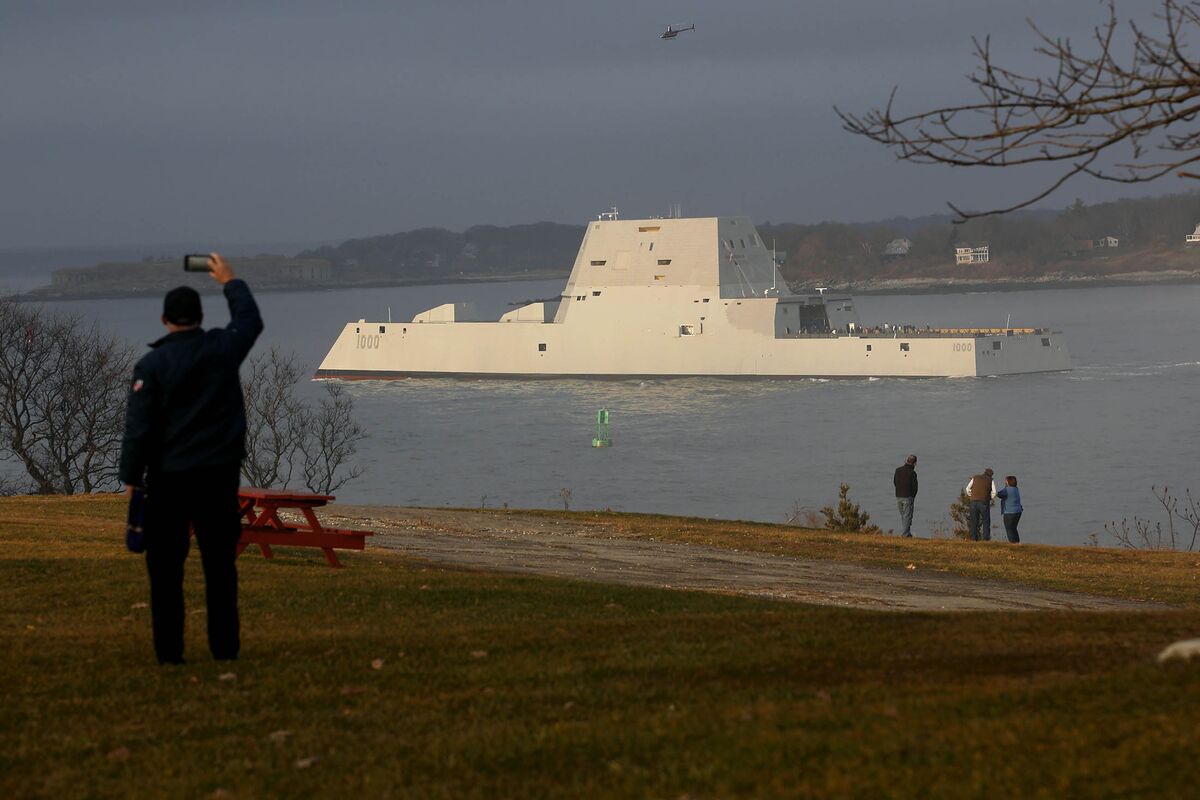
[0,0,1174,246]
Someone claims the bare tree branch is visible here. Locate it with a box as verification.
[0,298,132,493]
[241,348,310,489]
[300,382,366,495]
[241,349,367,494]
[838,1,1200,220]
[1104,484,1200,551]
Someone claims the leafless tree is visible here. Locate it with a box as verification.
[0,297,133,493]
[242,348,367,493]
[300,382,365,494]
[2,303,365,495]
[1106,485,1200,550]
[241,347,310,488]
[37,323,132,492]
[0,472,29,496]
[839,1,1200,220]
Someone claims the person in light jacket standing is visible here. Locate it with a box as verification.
[995,475,1023,543]
[893,455,918,537]
[965,468,997,541]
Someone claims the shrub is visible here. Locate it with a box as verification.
[949,491,972,539]
[820,483,882,534]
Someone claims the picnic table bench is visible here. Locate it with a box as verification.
[237,488,373,568]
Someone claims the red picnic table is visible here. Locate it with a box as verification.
[237,488,373,568]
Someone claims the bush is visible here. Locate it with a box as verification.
[820,484,882,534]
[949,491,972,539]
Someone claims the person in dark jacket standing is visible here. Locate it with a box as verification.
[893,455,918,537]
[119,254,263,665]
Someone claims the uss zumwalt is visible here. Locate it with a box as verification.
[315,213,1070,379]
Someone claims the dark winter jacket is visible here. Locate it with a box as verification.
[118,280,263,484]
[893,463,918,498]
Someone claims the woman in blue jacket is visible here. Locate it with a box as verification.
[995,475,1023,543]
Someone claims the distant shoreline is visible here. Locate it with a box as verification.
[14,267,1200,303]
[794,269,1200,296]
[14,271,570,303]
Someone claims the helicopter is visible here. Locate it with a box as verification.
[660,23,695,40]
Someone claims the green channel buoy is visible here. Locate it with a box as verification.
[592,408,612,447]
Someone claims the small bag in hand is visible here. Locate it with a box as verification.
[126,487,147,553]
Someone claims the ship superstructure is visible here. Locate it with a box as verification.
[315,215,1070,379]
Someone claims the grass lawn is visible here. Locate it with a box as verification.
[3,495,1200,799]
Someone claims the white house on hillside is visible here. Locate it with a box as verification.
[883,238,911,258]
[1187,223,1200,244]
[954,243,990,265]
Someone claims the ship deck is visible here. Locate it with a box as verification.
[792,327,1054,339]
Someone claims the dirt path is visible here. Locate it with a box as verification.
[324,506,1153,612]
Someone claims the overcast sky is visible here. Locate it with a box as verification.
[0,0,1177,247]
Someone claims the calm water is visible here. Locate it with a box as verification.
[36,279,1200,546]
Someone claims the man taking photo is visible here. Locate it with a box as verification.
[119,254,263,665]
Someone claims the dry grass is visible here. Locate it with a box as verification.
[3,496,1200,798]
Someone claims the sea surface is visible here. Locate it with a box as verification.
[30,279,1200,547]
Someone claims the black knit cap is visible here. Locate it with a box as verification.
[163,286,203,325]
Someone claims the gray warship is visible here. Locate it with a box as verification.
[316,214,1070,379]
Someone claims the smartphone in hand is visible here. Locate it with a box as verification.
[183,254,212,272]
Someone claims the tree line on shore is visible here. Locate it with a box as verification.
[766,191,1200,285]
[295,191,1200,286]
[296,191,1200,286]
[31,191,1200,298]
[296,221,583,281]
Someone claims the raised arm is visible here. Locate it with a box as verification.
[210,253,263,362]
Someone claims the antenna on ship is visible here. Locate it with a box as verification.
[598,206,620,221]
[771,239,778,295]
[388,306,392,323]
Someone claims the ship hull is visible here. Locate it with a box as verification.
[315,318,1070,380]
[316,216,1071,380]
